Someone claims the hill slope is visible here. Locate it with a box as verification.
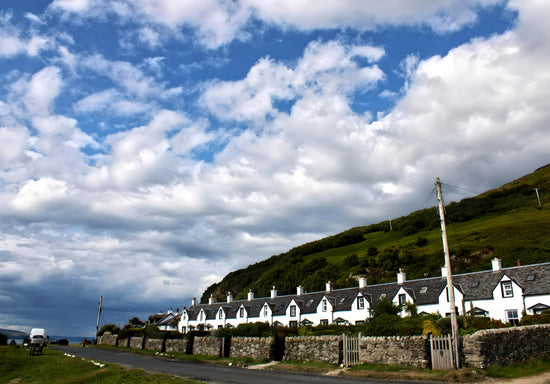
[201,164,550,303]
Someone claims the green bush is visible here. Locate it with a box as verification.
[519,312,550,326]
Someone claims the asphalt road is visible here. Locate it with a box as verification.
[52,346,419,384]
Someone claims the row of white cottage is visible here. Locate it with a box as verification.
[151,259,550,334]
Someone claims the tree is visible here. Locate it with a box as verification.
[128,317,144,327]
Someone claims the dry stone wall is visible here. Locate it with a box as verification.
[144,338,163,351]
[165,339,189,353]
[359,335,429,368]
[98,333,117,346]
[284,335,341,364]
[129,336,143,349]
[193,336,222,356]
[230,336,274,360]
[463,324,550,368]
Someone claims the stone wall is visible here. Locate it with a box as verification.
[284,335,341,364]
[193,336,222,356]
[463,324,550,368]
[165,339,189,353]
[98,333,118,346]
[359,335,429,368]
[144,338,163,351]
[129,336,144,349]
[230,336,274,360]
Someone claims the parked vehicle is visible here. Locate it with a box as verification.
[29,328,49,346]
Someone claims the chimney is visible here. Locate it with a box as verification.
[227,291,233,303]
[358,277,367,289]
[492,257,502,271]
[297,285,304,296]
[441,266,447,277]
[397,268,406,284]
[191,297,196,306]
[209,294,214,305]
[325,281,333,293]
[247,289,254,301]
[271,286,277,298]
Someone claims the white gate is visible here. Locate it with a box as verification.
[430,334,454,370]
[342,334,360,367]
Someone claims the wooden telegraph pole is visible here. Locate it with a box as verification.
[96,296,103,342]
[435,178,460,369]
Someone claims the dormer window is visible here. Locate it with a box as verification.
[501,281,514,297]
[239,307,244,318]
[357,296,365,310]
[322,299,327,312]
[218,308,223,318]
[263,304,269,317]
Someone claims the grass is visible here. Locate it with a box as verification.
[483,356,550,379]
[0,346,201,384]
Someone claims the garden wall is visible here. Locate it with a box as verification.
[359,335,429,368]
[129,336,143,349]
[463,324,550,368]
[284,335,341,364]
[165,338,189,353]
[144,338,163,351]
[193,336,222,356]
[230,336,274,360]
[98,333,117,346]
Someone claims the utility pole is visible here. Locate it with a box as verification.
[96,296,103,342]
[435,178,460,369]
[535,188,542,208]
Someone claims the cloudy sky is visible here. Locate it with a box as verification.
[0,0,548,337]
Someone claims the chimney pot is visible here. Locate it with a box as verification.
[209,294,214,304]
[358,277,367,288]
[492,257,502,271]
[326,281,333,293]
[271,286,277,298]
[248,289,254,301]
[297,285,304,296]
[227,291,233,303]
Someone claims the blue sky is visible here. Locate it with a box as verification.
[1,0,549,337]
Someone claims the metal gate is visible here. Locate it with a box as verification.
[342,334,360,367]
[430,334,454,370]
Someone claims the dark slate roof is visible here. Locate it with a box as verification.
[183,262,550,318]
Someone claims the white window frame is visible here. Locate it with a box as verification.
[290,305,297,317]
[506,309,519,325]
[501,281,514,298]
[239,307,244,318]
[263,304,269,317]
[357,296,365,310]
[322,299,327,312]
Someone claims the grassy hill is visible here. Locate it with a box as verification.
[201,164,550,303]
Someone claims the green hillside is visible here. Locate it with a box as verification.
[201,164,550,303]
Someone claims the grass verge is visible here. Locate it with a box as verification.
[0,346,201,384]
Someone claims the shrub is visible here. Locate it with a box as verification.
[519,312,550,326]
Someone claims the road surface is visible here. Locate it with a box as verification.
[52,346,422,384]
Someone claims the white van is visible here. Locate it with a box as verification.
[29,328,49,346]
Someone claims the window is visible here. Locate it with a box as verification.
[263,304,269,317]
[501,281,514,298]
[306,299,314,307]
[527,275,535,281]
[399,293,406,305]
[379,293,386,300]
[472,281,479,288]
[218,308,223,318]
[289,321,298,327]
[181,326,187,333]
[420,287,428,294]
[239,307,244,318]
[357,296,365,310]
[322,299,327,312]
[290,305,296,317]
[506,309,519,325]
[182,313,186,320]
[320,319,329,325]
[199,311,204,321]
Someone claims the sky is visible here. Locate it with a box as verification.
[0,0,549,337]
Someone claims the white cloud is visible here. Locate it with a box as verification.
[24,66,63,116]
[202,40,384,122]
